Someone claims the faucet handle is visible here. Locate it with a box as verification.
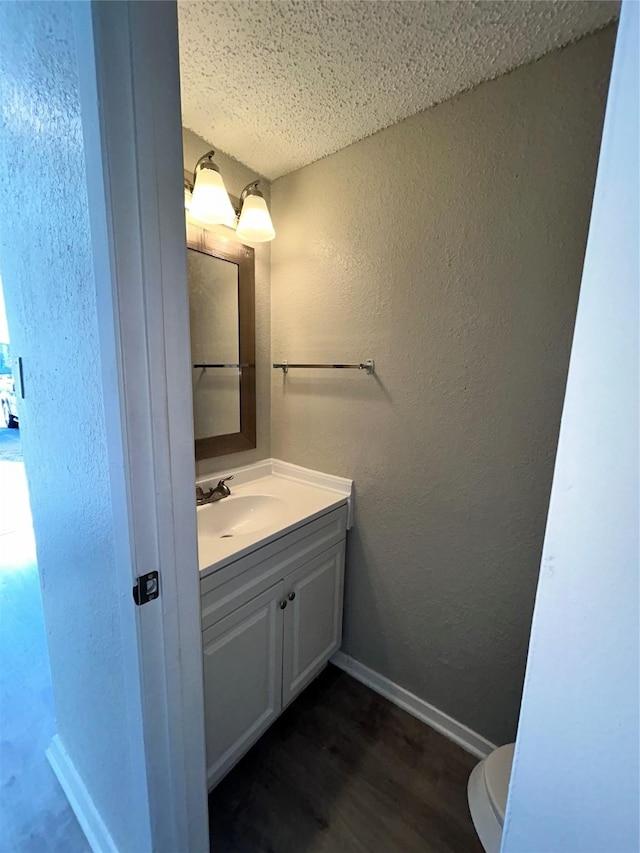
[215,475,234,497]
[196,485,214,504]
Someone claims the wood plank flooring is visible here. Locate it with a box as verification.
[209,664,483,853]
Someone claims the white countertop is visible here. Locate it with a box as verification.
[196,471,349,575]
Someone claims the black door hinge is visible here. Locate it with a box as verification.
[17,357,25,399]
[133,571,159,606]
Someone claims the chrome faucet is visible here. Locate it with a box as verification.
[196,476,234,505]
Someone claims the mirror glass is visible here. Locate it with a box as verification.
[189,249,240,439]
[186,233,256,460]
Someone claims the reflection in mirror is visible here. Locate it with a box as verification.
[189,250,240,438]
[186,234,256,459]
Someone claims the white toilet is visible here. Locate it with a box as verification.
[467,743,515,853]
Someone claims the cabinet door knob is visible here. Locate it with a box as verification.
[287,592,296,601]
[279,600,287,609]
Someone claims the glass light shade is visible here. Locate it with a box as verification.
[236,194,276,242]
[190,167,236,226]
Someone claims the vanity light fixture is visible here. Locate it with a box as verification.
[236,182,276,243]
[188,151,236,226]
[185,150,276,242]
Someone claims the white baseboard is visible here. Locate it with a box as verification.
[46,735,118,853]
[331,651,496,760]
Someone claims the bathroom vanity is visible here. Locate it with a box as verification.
[197,460,352,790]
[186,230,354,789]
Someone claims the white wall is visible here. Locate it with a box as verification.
[502,4,639,850]
[183,129,272,475]
[270,28,615,745]
[0,3,148,849]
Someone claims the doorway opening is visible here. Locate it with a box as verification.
[0,276,86,851]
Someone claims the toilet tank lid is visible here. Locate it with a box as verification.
[483,743,515,824]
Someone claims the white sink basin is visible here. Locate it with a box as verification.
[197,494,288,540]
[195,471,351,575]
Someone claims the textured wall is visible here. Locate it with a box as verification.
[503,4,638,848]
[183,129,272,475]
[270,28,615,744]
[0,3,139,848]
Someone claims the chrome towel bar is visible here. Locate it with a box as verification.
[273,359,375,375]
[193,363,254,369]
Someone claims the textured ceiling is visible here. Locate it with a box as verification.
[178,0,618,180]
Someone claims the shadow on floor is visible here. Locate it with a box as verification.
[209,665,483,853]
[0,429,88,853]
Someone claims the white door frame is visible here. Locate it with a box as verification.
[73,2,208,850]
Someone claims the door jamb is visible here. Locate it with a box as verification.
[73,3,208,849]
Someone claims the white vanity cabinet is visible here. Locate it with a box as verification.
[202,582,284,788]
[200,503,347,790]
[282,544,345,707]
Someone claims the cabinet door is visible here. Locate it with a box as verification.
[282,541,345,707]
[202,581,284,789]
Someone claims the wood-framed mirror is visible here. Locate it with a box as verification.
[187,232,256,460]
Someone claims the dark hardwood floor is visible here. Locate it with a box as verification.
[209,665,483,853]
